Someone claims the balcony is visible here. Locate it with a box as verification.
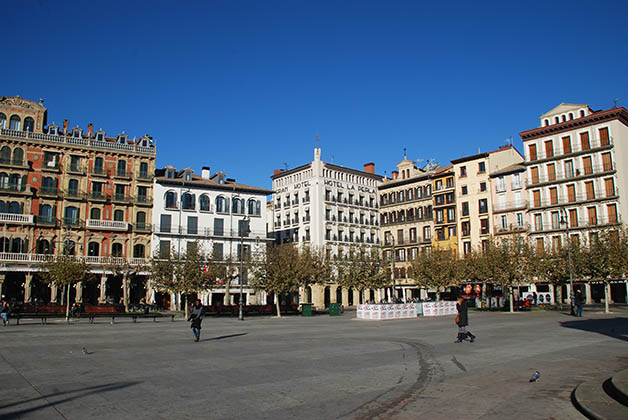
[62,217,83,228]
[87,219,129,231]
[64,189,86,201]
[0,183,28,195]
[0,213,33,224]
[527,137,613,162]
[493,199,528,213]
[0,253,151,267]
[0,158,27,169]
[67,165,85,175]
[112,193,133,204]
[495,223,530,235]
[91,167,108,177]
[530,191,618,210]
[114,170,132,179]
[41,161,60,172]
[39,186,60,197]
[531,215,620,233]
[137,171,153,181]
[136,195,153,206]
[526,163,616,187]
[89,191,108,202]
[133,222,152,233]
[36,215,57,226]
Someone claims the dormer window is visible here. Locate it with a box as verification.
[555,117,560,124]
[166,168,175,179]
[95,130,105,141]
[580,110,585,118]
[118,133,127,144]
[49,124,58,135]
[569,113,574,120]
[139,135,151,147]
[72,127,82,138]
[184,170,192,181]
[562,115,566,122]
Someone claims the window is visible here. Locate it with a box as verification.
[136,211,146,229]
[567,184,576,202]
[480,218,489,235]
[133,244,145,258]
[200,194,210,211]
[139,162,149,178]
[90,207,101,220]
[117,160,127,176]
[605,178,615,197]
[478,199,488,214]
[480,182,486,192]
[0,113,5,129]
[448,226,456,237]
[446,177,454,188]
[530,167,539,184]
[96,131,104,141]
[607,204,618,223]
[478,162,486,173]
[582,156,592,175]
[599,127,610,146]
[549,187,558,205]
[528,144,537,161]
[544,140,554,158]
[160,214,171,233]
[165,191,177,208]
[182,192,195,210]
[159,241,171,258]
[569,209,578,228]
[232,198,244,214]
[496,177,505,192]
[461,221,470,236]
[516,213,523,227]
[461,185,468,195]
[9,115,21,130]
[534,214,543,231]
[602,152,613,171]
[114,210,124,221]
[64,206,79,225]
[213,243,224,260]
[115,184,125,200]
[0,146,10,163]
[447,208,455,222]
[88,242,100,256]
[435,209,444,223]
[535,237,544,252]
[214,218,224,236]
[463,242,472,255]
[562,136,571,154]
[462,202,469,216]
[187,216,198,234]
[580,132,590,150]
[564,160,574,178]
[546,163,556,182]
[551,211,560,230]
[216,196,228,213]
[43,151,58,168]
[94,157,104,174]
[587,206,597,225]
[423,226,431,239]
[248,199,260,215]
[585,181,595,200]
[92,181,103,197]
[460,166,467,177]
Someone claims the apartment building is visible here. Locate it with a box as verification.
[0,95,155,305]
[270,146,383,309]
[452,145,524,255]
[490,163,528,238]
[432,165,457,253]
[520,103,628,302]
[379,156,435,300]
[152,166,272,308]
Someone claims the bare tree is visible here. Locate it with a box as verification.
[40,255,91,320]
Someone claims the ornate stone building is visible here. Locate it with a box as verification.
[0,95,155,305]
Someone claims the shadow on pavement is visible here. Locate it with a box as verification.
[202,332,248,342]
[0,381,140,418]
[560,317,628,342]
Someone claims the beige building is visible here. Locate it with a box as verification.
[520,103,628,303]
[379,156,436,300]
[490,163,528,239]
[452,146,523,256]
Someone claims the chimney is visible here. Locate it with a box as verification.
[392,170,399,180]
[273,169,284,176]
[201,166,210,180]
[87,123,94,137]
[63,119,69,134]
[363,162,375,174]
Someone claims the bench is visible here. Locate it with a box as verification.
[13,313,176,325]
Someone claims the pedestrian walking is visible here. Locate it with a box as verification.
[575,289,584,317]
[1,302,10,326]
[188,299,204,342]
[455,297,476,343]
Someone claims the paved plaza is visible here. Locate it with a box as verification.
[1,308,627,420]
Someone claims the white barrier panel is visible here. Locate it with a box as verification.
[421,301,457,317]
[356,303,418,320]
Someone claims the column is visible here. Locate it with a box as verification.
[565,283,572,305]
[402,287,407,302]
[207,291,213,306]
[99,275,107,304]
[24,273,32,302]
[584,283,593,304]
[352,289,360,306]
[51,283,58,303]
[341,288,349,306]
[311,285,324,310]
[330,285,338,304]
[75,281,83,303]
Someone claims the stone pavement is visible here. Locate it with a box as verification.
[0,307,627,420]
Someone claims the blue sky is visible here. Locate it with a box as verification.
[3,1,628,188]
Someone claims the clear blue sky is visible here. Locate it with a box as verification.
[4,1,627,188]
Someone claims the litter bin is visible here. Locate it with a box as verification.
[329,303,340,316]
[301,303,313,317]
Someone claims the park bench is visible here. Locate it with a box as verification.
[13,312,176,325]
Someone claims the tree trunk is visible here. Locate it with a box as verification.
[275,297,282,318]
[509,286,514,313]
[481,282,487,309]
[65,284,70,321]
[556,284,563,310]
[224,278,231,306]
[184,295,189,319]
[605,281,610,314]
[123,275,129,313]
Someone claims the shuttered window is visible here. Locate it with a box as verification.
[567,185,576,202]
[607,204,617,223]
[544,140,554,158]
[549,187,558,205]
[533,190,541,207]
[585,181,595,200]
[602,152,613,171]
[531,167,539,184]
[562,136,572,154]
[582,156,592,175]
[587,207,597,225]
[580,132,590,150]
[529,144,537,161]
[599,127,609,146]
[569,209,578,228]
[605,178,615,197]
[547,163,556,181]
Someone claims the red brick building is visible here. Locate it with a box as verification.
[0,95,155,306]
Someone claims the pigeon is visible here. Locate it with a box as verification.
[81,347,89,355]
[529,371,540,382]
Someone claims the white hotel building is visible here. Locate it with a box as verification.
[152,166,273,308]
[270,147,383,309]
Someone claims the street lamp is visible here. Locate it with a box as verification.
[559,207,575,315]
[238,216,250,321]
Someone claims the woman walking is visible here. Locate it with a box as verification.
[1,302,10,326]
[455,297,476,343]
[188,299,204,342]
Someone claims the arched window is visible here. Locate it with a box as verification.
[544,119,549,126]
[11,238,25,253]
[165,191,177,208]
[8,201,21,214]
[36,239,51,255]
[0,172,10,188]
[23,117,34,132]
[90,207,101,219]
[94,157,104,174]
[0,201,5,213]
[117,160,127,176]
[182,192,195,210]
[562,115,566,122]
[555,117,560,124]
[68,179,79,194]
[0,146,10,163]
[133,244,145,258]
[88,242,100,256]
[136,211,146,229]
[569,113,574,120]
[10,174,20,188]
[64,206,79,225]
[232,198,244,214]
[63,240,76,255]
[407,189,413,200]
[111,243,123,257]
[9,115,20,130]
[12,148,23,165]
[247,199,260,215]
[39,204,53,223]
[425,185,431,196]
[216,196,228,213]
[580,110,585,117]
[200,194,210,211]
[0,113,6,129]
[114,209,124,221]
[42,176,56,190]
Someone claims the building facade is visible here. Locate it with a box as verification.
[520,103,628,302]
[270,147,383,308]
[490,163,528,239]
[152,166,272,308]
[431,165,457,253]
[379,156,435,300]
[0,95,155,305]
